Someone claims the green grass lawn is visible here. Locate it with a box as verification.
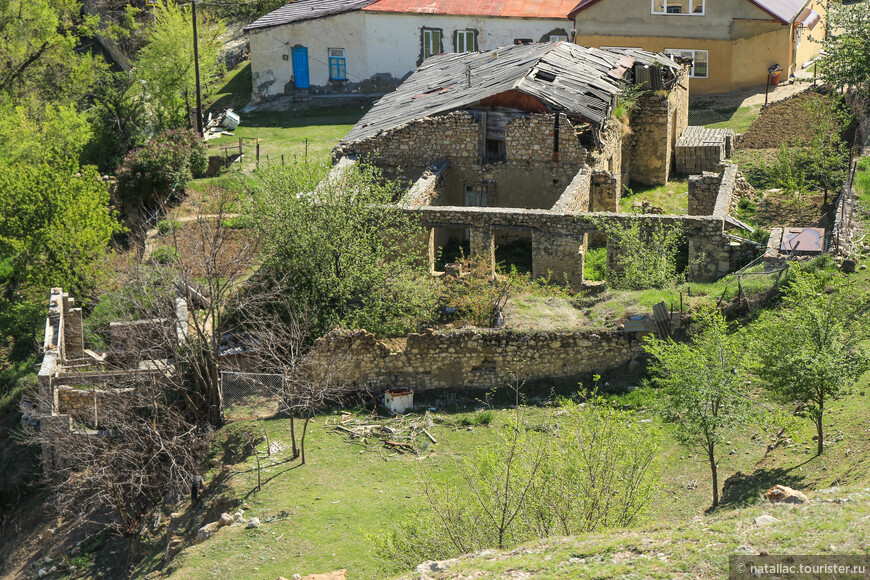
[856,156,870,202]
[620,179,689,214]
[689,104,762,134]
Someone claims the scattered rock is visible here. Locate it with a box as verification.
[37,569,47,578]
[754,514,779,526]
[43,556,53,564]
[735,546,757,555]
[48,566,57,574]
[165,536,184,562]
[247,517,261,529]
[765,485,808,504]
[416,560,457,578]
[234,511,246,523]
[218,513,234,527]
[196,521,220,543]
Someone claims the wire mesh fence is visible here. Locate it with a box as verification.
[714,255,790,311]
[220,371,284,421]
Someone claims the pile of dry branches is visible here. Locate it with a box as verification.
[329,412,437,456]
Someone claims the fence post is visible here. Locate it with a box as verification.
[256,141,260,168]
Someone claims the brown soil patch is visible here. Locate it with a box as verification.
[752,190,834,229]
[737,92,828,150]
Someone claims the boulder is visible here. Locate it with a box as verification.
[218,513,234,527]
[165,536,184,562]
[246,517,260,529]
[765,485,808,504]
[234,510,246,523]
[754,514,779,526]
[196,521,220,543]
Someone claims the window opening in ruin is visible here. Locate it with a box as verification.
[422,28,443,60]
[549,34,568,42]
[464,182,494,206]
[535,70,557,82]
[434,236,469,271]
[584,234,607,283]
[495,230,533,274]
[514,38,533,45]
[480,111,507,162]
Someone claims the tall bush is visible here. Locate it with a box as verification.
[115,129,207,208]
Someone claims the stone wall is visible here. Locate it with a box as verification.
[400,162,446,207]
[630,92,672,185]
[688,163,737,217]
[589,171,619,212]
[414,203,737,283]
[309,328,644,392]
[57,386,135,427]
[335,111,481,179]
[588,123,624,192]
[551,168,591,213]
[629,67,690,186]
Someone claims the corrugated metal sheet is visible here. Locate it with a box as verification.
[363,0,578,18]
[781,227,825,254]
[245,0,379,31]
[341,42,680,144]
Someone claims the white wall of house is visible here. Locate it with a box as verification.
[364,13,573,77]
[248,11,369,101]
[248,11,573,102]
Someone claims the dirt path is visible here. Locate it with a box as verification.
[691,80,814,109]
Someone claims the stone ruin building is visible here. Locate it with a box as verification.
[332,41,753,286]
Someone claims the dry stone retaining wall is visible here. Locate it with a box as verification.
[310,328,644,392]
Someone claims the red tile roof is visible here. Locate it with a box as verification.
[363,0,577,19]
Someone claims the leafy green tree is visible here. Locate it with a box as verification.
[245,161,439,338]
[0,0,101,105]
[82,70,148,173]
[591,217,686,290]
[0,102,92,166]
[819,0,870,96]
[134,0,224,130]
[0,160,123,353]
[754,267,870,455]
[645,308,754,508]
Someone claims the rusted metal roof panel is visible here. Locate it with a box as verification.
[781,227,825,254]
[363,0,578,18]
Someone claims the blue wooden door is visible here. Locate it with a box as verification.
[292,46,309,89]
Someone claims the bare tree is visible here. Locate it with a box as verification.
[25,375,205,540]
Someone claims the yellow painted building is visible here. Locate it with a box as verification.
[570,0,827,94]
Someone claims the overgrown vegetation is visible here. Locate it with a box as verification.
[590,217,687,290]
[373,395,660,568]
[244,161,439,338]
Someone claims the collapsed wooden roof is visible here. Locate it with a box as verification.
[342,42,680,144]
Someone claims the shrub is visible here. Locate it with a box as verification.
[156,218,181,235]
[151,246,178,264]
[116,129,207,208]
[591,218,686,290]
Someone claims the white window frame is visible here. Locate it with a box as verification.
[328,48,346,81]
[422,28,442,60]
[549,34,568,42]
[651,0,705,16]
[664,48,708,78]
[455,29,476,53]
